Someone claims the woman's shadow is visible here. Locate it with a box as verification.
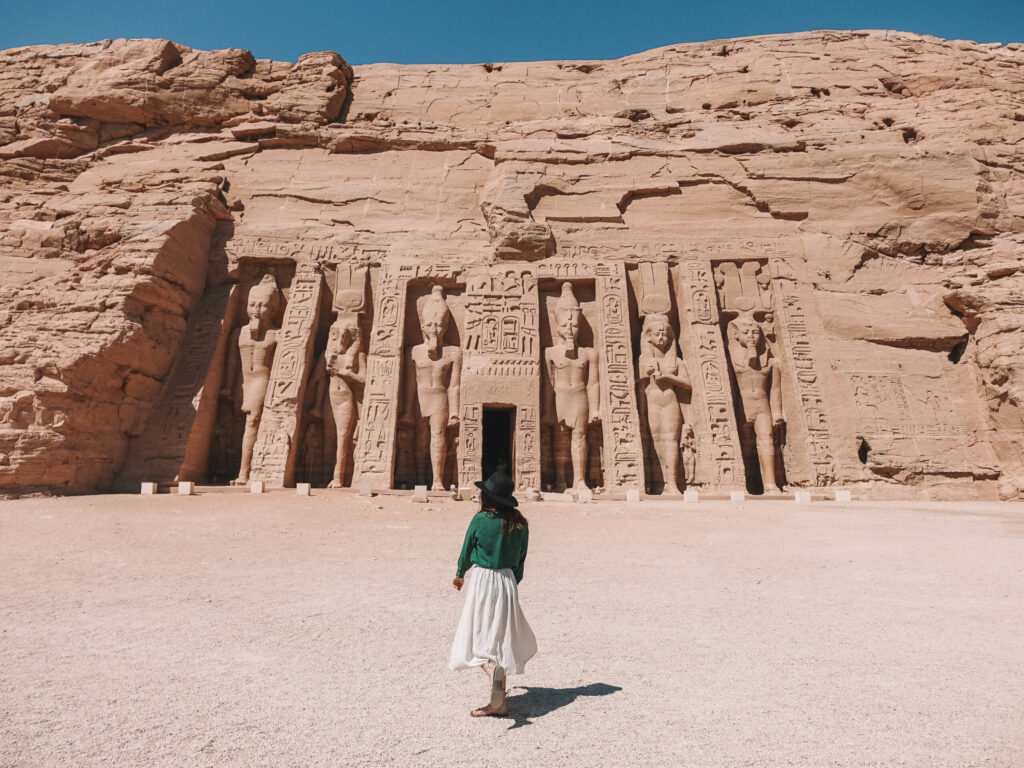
[503,683,621,729]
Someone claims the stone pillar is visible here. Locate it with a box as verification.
[676,260,744,489]
[351,267,409,490]
[249,261,324,487]
[770,259,837,486]
[458,267,542,492]
[595,263,645,492]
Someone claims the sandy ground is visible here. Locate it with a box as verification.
[1,492,1023,768]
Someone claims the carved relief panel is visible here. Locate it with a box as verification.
[351,267,410,490]
[459,266,542,492]
[674,261,743,489]
[595,264,645,492]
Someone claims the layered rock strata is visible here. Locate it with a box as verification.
[0,31,1021,499]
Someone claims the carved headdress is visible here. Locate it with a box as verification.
[554,282,581,324]
[419,285,450,328]
[246,273,282,321]
[727,297,769,360]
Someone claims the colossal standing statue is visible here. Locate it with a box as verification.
[637,313,691,495]
[544,282,600,491]
[402,286,462,490]
[326,316,366,488]
[223,274,282,486]
[726,301,784,492]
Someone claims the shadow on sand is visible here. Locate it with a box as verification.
[503,683,622,729]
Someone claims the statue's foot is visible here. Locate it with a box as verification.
[663,484,682,496]
[573,481,589,491]
[230,477,248,487]
[327,479,343,489]
[763,483,780,493]
[431,481,445,491]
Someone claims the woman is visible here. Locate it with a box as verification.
[450,468,537,717]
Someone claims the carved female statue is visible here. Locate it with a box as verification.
[637,313,691,495]
[326,315,366,488]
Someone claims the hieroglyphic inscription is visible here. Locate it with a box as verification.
[458,266,542,490]
[595,263,644,490]
[351,268,408,488]
[459,404,482,487]
[557,239,790,263]
[249,262,323,486]
[678,261,743,488]
[223,237,387,266]
[774,280,835,485]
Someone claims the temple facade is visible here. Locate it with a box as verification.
[112,234,992,498]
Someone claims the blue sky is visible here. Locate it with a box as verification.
[2,0,1021,64]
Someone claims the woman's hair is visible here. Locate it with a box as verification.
[481,493,528,533]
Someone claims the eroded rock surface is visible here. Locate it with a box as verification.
[0,31,1022,498]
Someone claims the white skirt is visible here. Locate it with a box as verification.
[449,566,538,675]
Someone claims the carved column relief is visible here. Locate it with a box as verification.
[249,261,324,487]
[459,267,542,491]
[351,267,409,489]
[595,263,645,491]
[117,283,234,488]
[770,261,836,486]
[675,261,744,488]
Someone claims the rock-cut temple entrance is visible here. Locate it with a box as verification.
[481,407,515,482]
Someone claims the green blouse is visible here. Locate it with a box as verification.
[455,512,529,584]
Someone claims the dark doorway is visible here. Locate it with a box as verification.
[482,407,515,481]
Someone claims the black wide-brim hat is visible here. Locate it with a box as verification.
[474,470,519,508]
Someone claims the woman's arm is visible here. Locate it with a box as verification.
[455,515,478,580]
[512,528,528,581]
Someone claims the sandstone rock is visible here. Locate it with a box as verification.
[0,31,1021,498]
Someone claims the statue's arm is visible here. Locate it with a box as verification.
[668,357,692,391]
[447,349,462,423]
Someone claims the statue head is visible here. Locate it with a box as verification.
[554,282,581,345]
[246,274,282,331]
[419,285,450,351]
[729,313,764,353]
[329,314,361,354]
[642,313,674,354]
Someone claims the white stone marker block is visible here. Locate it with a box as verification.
[835,489,852,503]
[794,490,812,503]
[412,485,429,503]
[684,489,699,503]
[140,482,157,495]
[458,486,474,501]
[626,488,641,504]
[576,486,594,503]
[296,483,311,496]
[177,481,195,496]
[730,490,746,502]
[250,480,265,494]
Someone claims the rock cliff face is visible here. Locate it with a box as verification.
[0,31,1022,499]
